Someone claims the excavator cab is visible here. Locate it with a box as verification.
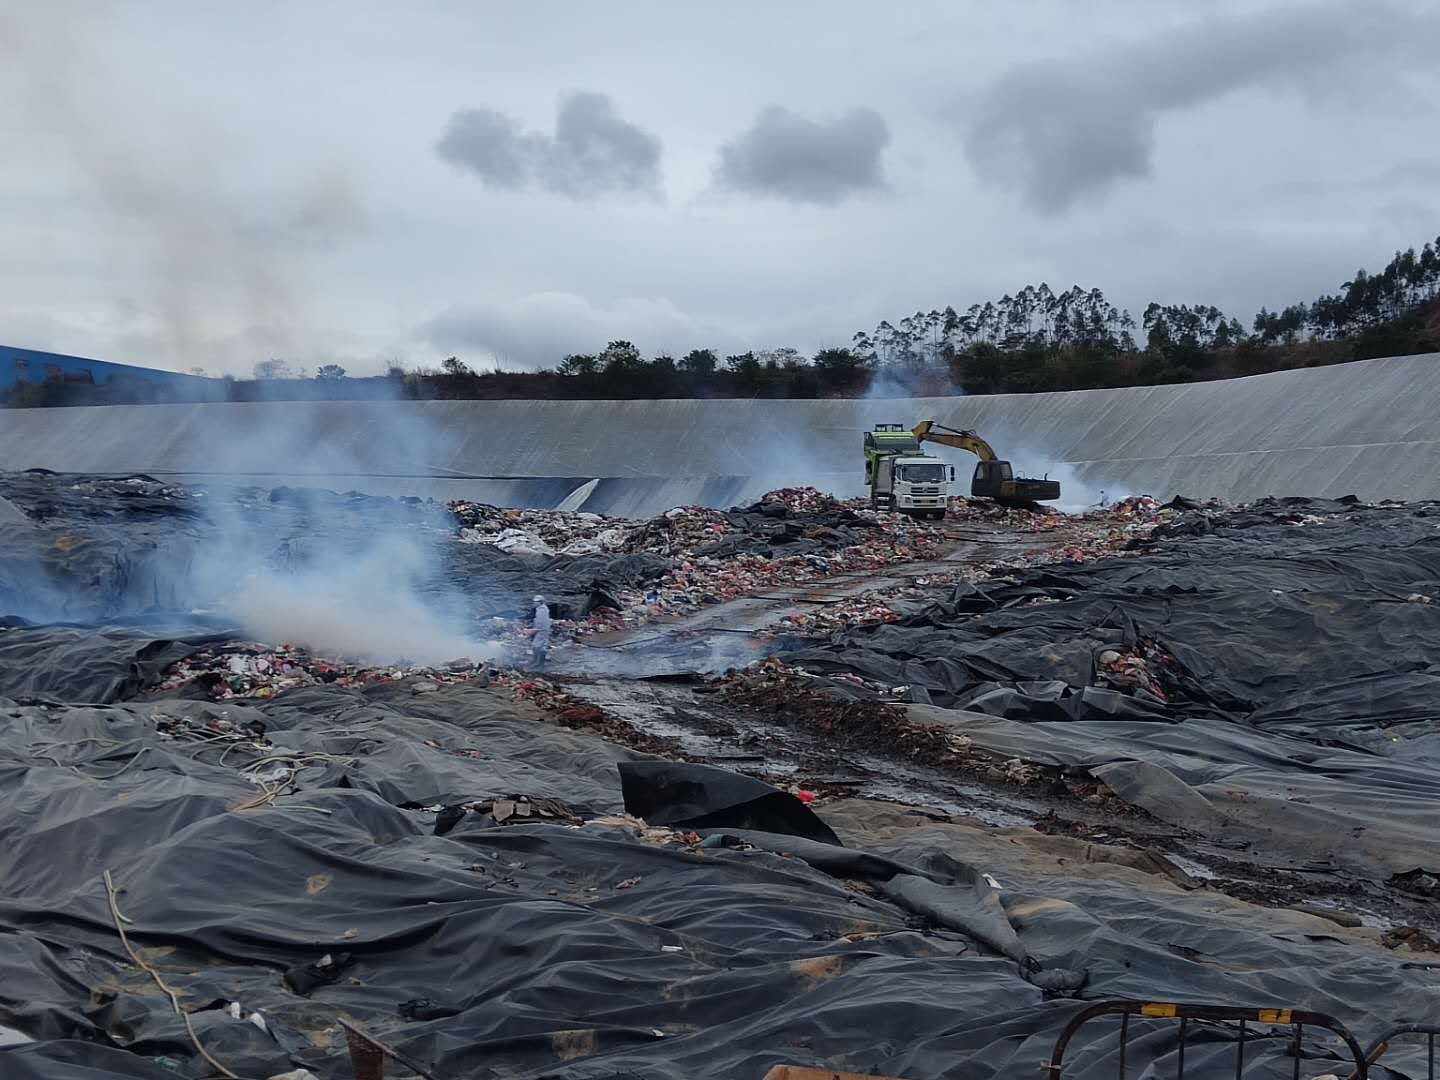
[971,460,1013,499]
[973,459,1060,504]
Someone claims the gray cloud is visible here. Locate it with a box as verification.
[715,106,889,204]
[0,2,366,373]
[422,291,730,370]
[436,91,662,200]
[966,2,1440,214]
[3,3,1438,378]
[1381,160,1440,186]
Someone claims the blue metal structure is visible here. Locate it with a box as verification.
[0,344,213,393]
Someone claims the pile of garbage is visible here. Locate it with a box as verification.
[450,487,944,560]
[1094,638,1180,702]
[152,643,503,700]
[450,488,955,636]
[767,498,1175,638]
[452,504,623,557]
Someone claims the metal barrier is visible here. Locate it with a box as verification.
[1364,1024,1440,1079]
[339,1017,441,1080]
[1043,1000,1369,1079]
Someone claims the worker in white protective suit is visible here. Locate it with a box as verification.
[529,595,552,670]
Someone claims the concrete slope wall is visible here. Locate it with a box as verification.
[1,352,1437,513]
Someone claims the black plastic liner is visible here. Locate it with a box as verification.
[0,623,232,703]
[792,497,1440,877]
[0,675,1435,1079]
[2,484,1439,1078]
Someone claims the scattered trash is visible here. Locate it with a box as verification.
[283,952,355,995]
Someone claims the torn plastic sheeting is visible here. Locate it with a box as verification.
[2,1042,202,1080]
[703,829,1025,964]
[908,708,1440,877]
[255,682,641,814]
[705,828,1082,991]
[1,693,1438,1078]
[0,624,232,703]
[0,471,209,525]
[1089,759,1231,833]
[619,761,840,846]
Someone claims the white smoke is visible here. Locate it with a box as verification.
[220,535,504,665]
[175,403,510,664]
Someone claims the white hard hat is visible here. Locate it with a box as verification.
[533,595,545,604]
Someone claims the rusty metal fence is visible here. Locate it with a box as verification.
[1363,1024,1440,1080]
[1043,1000,1370,1079]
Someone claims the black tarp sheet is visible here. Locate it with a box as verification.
[619,760,841,844]
[793,498,1440,880]
[0,663,1435,1079]
[2,482,1439,1078]
[0,622,233,703]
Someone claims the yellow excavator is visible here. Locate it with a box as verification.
[864,421,1060,516]
[912,420,1061,505]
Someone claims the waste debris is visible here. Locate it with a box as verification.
[3,472,1440,1080]
[448,488,1181,644]
[153,642,500,699]
[449,486,955,636]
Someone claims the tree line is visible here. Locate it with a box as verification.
[6,234,1439,407]
[844,234,1440,395]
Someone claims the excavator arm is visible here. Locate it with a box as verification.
[911,420,998,462]
[910,420,1061,505]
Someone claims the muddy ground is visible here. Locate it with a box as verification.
[539,671,1440,943]
[519,509,1440,948]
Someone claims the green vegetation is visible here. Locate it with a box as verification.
[7,235,1439,407]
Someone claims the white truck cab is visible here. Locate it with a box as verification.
[872,454,953,518]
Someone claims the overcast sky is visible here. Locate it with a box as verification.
[2,1,1438,376]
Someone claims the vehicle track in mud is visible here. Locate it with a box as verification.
[550,672,1440,937]
[533,511,1440,942]
[548,519,1084,679]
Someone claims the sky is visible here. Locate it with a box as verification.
[1,0,1438,376]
